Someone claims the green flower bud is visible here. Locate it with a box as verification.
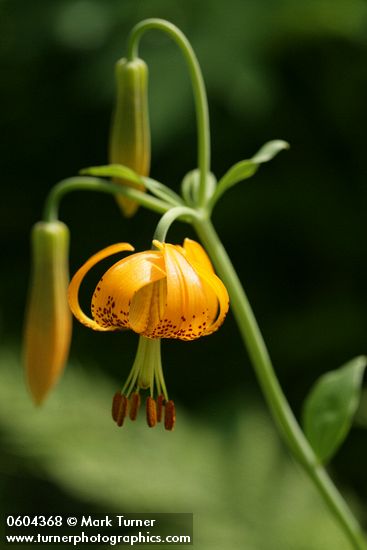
[23,221,72,404]
[109,57,150,217]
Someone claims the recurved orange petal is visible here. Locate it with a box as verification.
[129,278,167,336]
[187,258,229,336]
[183,238,215,273]
[93,251,166,330]
[183,239,218,325]
[155,243,210,340]
[68,243,134,331]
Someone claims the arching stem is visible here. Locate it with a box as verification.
[127,19,210,208]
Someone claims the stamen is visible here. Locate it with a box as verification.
[157,394,164,423]
[146,397,157,428]
[129,392,141,420]
[116,395,128,427]
[164,400,176,431]
[112,391,122,422]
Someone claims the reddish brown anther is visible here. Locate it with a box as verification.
[156,394,164,423]
[116,395,128,427]
[164,400,176,431]
[146,396,157,428]
[112,391,122,422]
[129,392,141,420]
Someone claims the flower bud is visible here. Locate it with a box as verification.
[109,57,150,217]
[23,221,72,404]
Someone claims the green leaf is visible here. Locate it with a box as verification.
[81,163,143,184]
[209,139,289,209]
[80,164,183,206]
[303,356,367,463]
[144,177,184,206]
[251,140,290,163]
[181,169,217,206]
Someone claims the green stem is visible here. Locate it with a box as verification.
[153,206,201,242]
[42,177,171,222]
[194,216,366,550]
[127,18,210,207]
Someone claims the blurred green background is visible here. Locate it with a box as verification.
[1,0,367,548]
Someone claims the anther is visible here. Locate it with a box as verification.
[116,395,128,427]
[146,397,157,428]
[156,394,164,423]
[129,392,141,420]
[112,391,122,422]
[164,400,176,431]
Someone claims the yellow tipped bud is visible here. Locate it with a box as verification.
[109,57,150,217]
[23,221,72,404]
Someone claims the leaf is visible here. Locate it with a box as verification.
[209,139,289,209]
[81,163,143,184]
[143,177,184,206]
[303,356,367,463]
[181,169,217,206]
[251,140,290,163]
[81,164,183,206]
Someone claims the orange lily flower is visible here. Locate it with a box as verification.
[68,238,229,340]
[68,238,229,429]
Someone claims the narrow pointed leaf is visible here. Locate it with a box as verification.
[144,177,184,206]
[209,139,289,209]
[81,165,182,206]
[81,164,142,184]
[303,356,367,463]
[251,140,290,163]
